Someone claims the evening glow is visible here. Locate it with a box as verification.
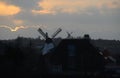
[0,25,47,32]
[0,25,25,32]
[0,1,21,16]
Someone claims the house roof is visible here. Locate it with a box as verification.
[54,39,96,54]
[50,39,102,63]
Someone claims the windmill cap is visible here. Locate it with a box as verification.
[46,38,53,43]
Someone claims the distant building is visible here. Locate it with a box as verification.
[42,38,105,74]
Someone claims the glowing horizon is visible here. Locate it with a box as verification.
[0,25,47,32]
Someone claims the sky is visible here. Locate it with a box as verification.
[0,0,120,40]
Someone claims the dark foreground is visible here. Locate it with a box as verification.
[0,71,120,78]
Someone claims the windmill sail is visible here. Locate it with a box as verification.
[38,28,46,39]
[51,28,62,38]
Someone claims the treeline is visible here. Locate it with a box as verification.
[0,36,120,59]
[1,37,120,54]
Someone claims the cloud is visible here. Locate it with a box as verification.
[0,25,47,32]
[13,19,23,25]
[32,9,55,14]
[0,1,21,16]
[32,0,120,15]
[97,0,120,9]
[0,25,25,32]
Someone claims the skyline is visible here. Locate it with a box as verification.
[0,0,120,40]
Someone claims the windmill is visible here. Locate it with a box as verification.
[37,28,62,55]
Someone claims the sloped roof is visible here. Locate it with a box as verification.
[53,39,97,55]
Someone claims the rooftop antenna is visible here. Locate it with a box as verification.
[66,31,73,39]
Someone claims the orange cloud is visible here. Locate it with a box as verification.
[13,20,23,25]
[32,0,120,15]
[32,9,55,14]
[0,1,21,16]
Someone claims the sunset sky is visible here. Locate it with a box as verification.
[0,0,120,40]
